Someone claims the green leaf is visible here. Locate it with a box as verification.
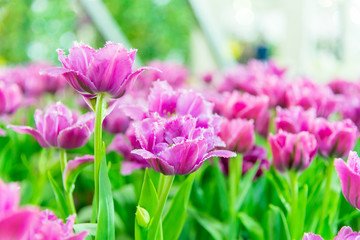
[188,207,225,240]
[74,223,97,236]
[163,173,195,240]
[235,162,260,210]
[135,168,158,240]
[47,171,68,218]
[96,153,115,240]
[238,212,264,240]
[297,185,308,239]
[269,205,291,240]
[213,158,228,218]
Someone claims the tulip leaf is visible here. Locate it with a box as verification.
[163,173,195,240]
[47,171,68,218]
[268,205,291,240]
[238,212,264,240]
[73,223,97,236]
[235,162,260,211]
[214,158,229,217]
[297,185,308,240]
[135,168,158,240]
[188,207,225,240]
[96,153,115,240]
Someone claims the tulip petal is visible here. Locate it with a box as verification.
[63,155,94,192]
[302,233,324,240]
[335,157,360,210]
[0,208,39,240]
[58,125,91,149]
[203,150,237,160]
[7,125,50,148]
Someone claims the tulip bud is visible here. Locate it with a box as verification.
[136,206,150,228]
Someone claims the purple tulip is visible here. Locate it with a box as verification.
[334,226,360,240]
[220,146,269,179]
[311,118,358,158]
[303,226,360,240]
[0,81,22,115]
[335,151,360,210]
[285,79,338,118]
[219,118,254,153]
[131,115,235,175]
[8,102,94,149]
[215,91,270,136]
[268,131,317,172]
[108,125,150,175]
[44,41,147,98]
[328,78,360,96]
[136,60,188,91]
[33,210,87,240]
[302,233,324,240]
[103,95,147,134]
[275,106,316,133]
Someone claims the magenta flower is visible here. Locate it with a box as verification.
[303,226,360,240]
[268,131,317,172]
[328,78,360,96]
[45,42,147,98]
[108,126,150,175]
[311,118,358,158]
[302,233,324,240]
[103,95,147,134]
[335,151,360,210]
[334,226,360,239]
[0,81,22,115]
[219,118,254,153]
[33,210,87,240]
[8,102,94,149]
[275,106,316,133]
[137,60,188,91]
[131,115,235,175]
[215,91,270,136]
[286,79,339,118]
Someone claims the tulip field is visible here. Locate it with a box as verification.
[1,42,360,240]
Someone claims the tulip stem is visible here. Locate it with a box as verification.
[93,93,106,220]
[60,149,77,216]
[288,171,299,240]
[60,148,67,173]
[149,174,175,240]
[229,154,242,240]
[317,158,334,234]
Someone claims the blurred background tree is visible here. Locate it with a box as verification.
[0,0,194,65]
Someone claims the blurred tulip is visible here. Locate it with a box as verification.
[0,81,22,115]
[45,42,147,98]
[9,102,94,149]
[335,151,360,210]
[268,131,317,172]
[311,118,358,158]
[275,106,316,133]
[219,118,254,153]
[131,115,235,175]
[108,125,150,175]
[302,233,323,240]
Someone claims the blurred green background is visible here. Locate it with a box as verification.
[0,0,194,65]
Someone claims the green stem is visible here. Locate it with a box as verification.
[317,158,334,234]
[93,93,105,219]
[157,173,165,195]
[60,149,77,216]
[60,148,67,173]
[229,155,242,240]
[289,171,299,240]
[149,174,175,240]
